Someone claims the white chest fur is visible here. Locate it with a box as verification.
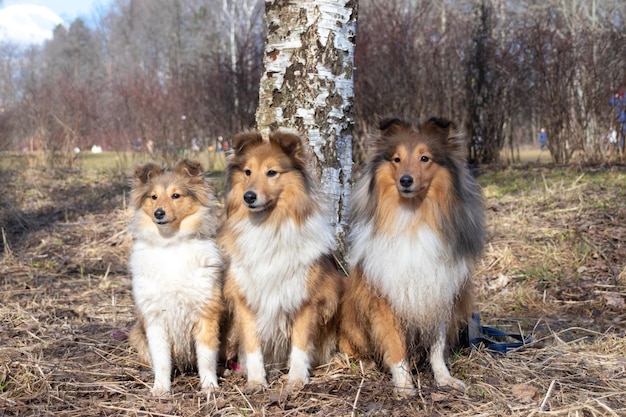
[130,239,222,332]
[230,212,334,342]
[350,217,469,327]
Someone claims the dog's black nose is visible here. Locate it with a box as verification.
[243,191,257,205]
[154,208,166,220]
[399,175,413,187]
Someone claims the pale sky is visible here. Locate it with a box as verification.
[0,0,111,45]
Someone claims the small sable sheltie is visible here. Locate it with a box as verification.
[218,129,342,392]
[128,159,223,396]
[339,118,485,395]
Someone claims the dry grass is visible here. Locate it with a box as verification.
[0,163,625,416]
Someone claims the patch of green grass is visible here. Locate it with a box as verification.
[479,170,539,195]
[0,150,228,172]
[513,263,559,285]
[469,384,490,399]
[76,151,140,170]
[31,260,57,270]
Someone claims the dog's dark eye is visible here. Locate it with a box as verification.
[267,170,277,177]
[420,155,430,163]
[244,169,251,176]
[393,157,401,163]
[172,193,180,199]
[151,195,157,200]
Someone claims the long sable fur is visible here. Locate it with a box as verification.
[355,117,485,262]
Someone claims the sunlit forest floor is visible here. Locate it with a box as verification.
[0,154,624,416]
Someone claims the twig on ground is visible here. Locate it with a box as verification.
[539,379,556,411]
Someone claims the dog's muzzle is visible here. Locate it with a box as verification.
[399,175,415,194]
[243,191,257,206]
[153,208,168,224]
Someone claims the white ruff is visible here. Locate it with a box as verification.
[130,237,222,360]
[349,208,469,328]
[230,211,334,358]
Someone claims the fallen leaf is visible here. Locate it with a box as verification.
[431,392,450,402]
[512,383,539,403]
[484,376,501,386]
[487,274,509,291]
[603,294,625,308]
[110,328,129,340]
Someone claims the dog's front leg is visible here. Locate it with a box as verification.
[236,301,267,392]
[194,312,221,393]
[369,297,416,396]
[146,324,172,396]
[430,322,466,392]
[288,303,315,390]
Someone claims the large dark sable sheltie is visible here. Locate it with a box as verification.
[218,129,343,392]
[339,118,485,395]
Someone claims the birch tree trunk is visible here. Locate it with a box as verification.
[255,0,357,254]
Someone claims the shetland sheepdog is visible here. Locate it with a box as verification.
[339,118,485,395]
[128,159,223,396]
[218,129,342,392]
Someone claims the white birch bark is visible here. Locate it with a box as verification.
[255,0,357,252]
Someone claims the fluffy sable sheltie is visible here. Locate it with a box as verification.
[339,118,485,395]
[128,159,223,396]
[218,129,343,392]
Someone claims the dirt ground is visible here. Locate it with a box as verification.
[0,163,624,416]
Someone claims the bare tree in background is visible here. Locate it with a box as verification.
[0,42,20,152]
[93,0,265,160]
[466,0,512,164]
[1,0,625,167]
[255,0,357,249]
[352,1,472,163]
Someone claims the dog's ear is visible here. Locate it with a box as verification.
[421,117,457,137]
[371,118,412,158]
[174,159,204,178]
[134,163,162,185]
[422,117,466,159]
[232,131,263,155]
[174,159,211,206]
[269,129,304,160]
[421,117,462,147]
[379,117,412,137]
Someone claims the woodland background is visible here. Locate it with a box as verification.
[1,0,626,168]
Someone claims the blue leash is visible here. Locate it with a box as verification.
[466,313,532,354]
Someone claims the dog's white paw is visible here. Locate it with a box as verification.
[390,359,416,397]
[243,348,267,393]
[435,374,467,392]
[150,384,170,396]
[286,375,308,392]
[431,354,467,392]
[394,384,417,397]
[287,347,310,391]
[201,378,219,394]
[244,379,268,394]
